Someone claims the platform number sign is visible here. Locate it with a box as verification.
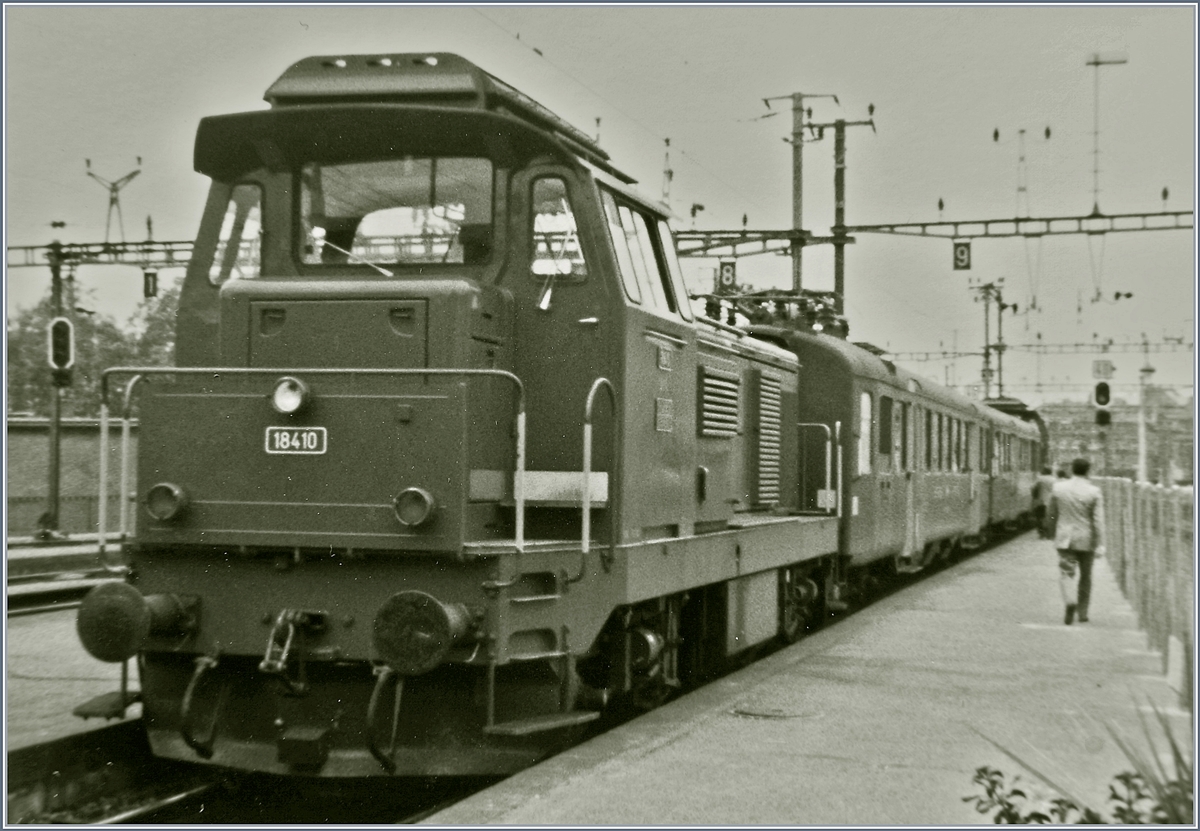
[715,260,737,295]
[952,241,971,271]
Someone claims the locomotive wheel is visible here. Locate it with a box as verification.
[779,566,822,644]
[779,576,807,644]
[630,676,674,711]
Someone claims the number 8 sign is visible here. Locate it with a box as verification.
[719,261,736,286]
[952,241,971,270]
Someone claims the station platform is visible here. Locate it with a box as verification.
[425,533,1188,825]
[6,537,136,751]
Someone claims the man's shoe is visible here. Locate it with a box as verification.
[1064,604,1077,625]
[1078,613,1088,623]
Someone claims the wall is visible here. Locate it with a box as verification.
[6,418,137,537]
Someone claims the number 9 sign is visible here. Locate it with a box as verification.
[952,241,971,271]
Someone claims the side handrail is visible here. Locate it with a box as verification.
[797,422,834,513]
[98,366,527,568]
[97,374,144,574]
[569,378,618,583]
[834,420,844,519]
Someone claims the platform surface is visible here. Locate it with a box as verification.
[6,609,141,751]
[424,533,1186,825]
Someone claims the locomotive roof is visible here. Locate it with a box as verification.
[263,53,635,184]
[751,327,1038,433]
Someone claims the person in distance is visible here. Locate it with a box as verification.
[1048,457,1106,625]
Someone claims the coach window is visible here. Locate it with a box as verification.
[879,396,893,467]
[901,402,910,471]
[858,392,872,475]
[937,414,945,471]
[209,183,262,284]
[531,177,588,303]
[964,423,974,471]
[924,410,933,470]
[954,419,962,472]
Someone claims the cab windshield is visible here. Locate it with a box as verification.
[299,156,493,268]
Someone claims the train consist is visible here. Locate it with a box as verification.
[75,53,1045,777]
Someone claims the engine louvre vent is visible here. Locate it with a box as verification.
[698,366,740,438]
[754,373,783,505]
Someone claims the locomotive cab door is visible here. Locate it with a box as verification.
[509,167,617,532]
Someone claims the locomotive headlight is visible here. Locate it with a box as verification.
[393,487,436,527]
[271,376,309,415]
[146,482,189,521]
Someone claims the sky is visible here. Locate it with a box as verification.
[5,4,1196,404]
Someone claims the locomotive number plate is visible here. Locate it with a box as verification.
[265,426,327,455]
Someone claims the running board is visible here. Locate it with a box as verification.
[483,711,600,737]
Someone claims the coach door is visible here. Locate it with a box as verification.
[875,394,907,557]
[900,400,919,559]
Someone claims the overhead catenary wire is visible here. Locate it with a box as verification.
[472,9,764,209]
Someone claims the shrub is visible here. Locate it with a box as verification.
[966,703,1192,824]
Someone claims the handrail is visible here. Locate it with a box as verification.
[571,378,618,582]
[797,422,833,513]
[98,366,527,566]
[834,420,844,519]
[119,376,145,545]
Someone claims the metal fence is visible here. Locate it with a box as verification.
[1096,477,1194,709]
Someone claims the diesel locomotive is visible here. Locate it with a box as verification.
[75,53,1044,777]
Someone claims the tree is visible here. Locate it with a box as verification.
[5,281,179,418]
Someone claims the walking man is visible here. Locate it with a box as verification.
[1033,466,1056,538]
[1048,457,1106,625]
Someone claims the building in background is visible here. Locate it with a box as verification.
[1040,389,1193,484]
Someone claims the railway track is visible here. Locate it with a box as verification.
[7,716,497,824]
[6,537,120,617]
[7,571,118,617]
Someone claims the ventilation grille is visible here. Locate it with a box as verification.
[756,374,783,503]
[699,367,740,438]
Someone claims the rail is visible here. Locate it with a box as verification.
[1096,477,1193,709]
[98,367,528,567]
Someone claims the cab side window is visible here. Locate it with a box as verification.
[209,183,262,284]
[656,220,694,321]
[600,188,682,317]
[531,177,587,278]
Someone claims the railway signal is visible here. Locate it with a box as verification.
[47,316,75,387]
[1093,381,1111,426]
